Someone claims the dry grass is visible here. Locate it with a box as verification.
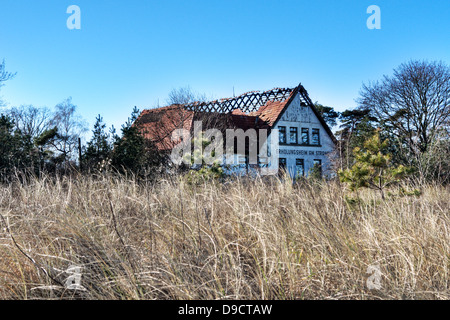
[0,172,448,300]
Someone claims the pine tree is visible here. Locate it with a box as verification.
[111,107,163,176]
[336,108,377,169]
[0,114,36,175]
[84,114,111,170]
[338,130,412,199]
[184,132,224,184]
[34,126,59,173]
[314,103,339,128]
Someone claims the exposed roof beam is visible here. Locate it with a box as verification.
[184,87,297,114]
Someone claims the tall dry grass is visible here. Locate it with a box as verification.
[0,172,448,300]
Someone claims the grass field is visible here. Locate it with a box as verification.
[0,173,448,300]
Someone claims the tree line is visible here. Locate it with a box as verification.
[0,60,163,180]
[0,104,163,180]
[1,59,449,184]
[316,60,450,185]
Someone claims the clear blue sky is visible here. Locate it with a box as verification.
[1,0,449,136]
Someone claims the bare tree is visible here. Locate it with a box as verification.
[166,86,208,105]
[358,60,450,157]
[139,87,210,151]
[8,105,53,139]
[49,97,88,168]
[0,59,16,107]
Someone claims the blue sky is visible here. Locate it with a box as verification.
[0,0,449,136]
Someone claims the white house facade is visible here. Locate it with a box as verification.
[273,91,336,178]
[136,83,337,179]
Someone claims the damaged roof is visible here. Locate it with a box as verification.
[135,83,336,151]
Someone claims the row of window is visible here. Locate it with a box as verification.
[279,158,322,177]
[278,127,320,146]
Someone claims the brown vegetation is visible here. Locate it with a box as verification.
[0,173,448,300]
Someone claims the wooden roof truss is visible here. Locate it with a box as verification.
[184,84,313,114]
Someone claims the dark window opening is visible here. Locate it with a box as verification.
[301,128,309,145]
[296,159,304,177]
[312,128,320,145]
[279,126,286,144]
[313,159,322,177]
[279,158,287,171]
[290,127,298,144]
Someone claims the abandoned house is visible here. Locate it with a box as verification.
[134,83,337,178]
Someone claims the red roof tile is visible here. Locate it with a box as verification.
[134,84,335,151]
[135,105,194,151]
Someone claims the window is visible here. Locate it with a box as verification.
[301,128,309,145]
[279,158,287,171]
[313,159,322,177]
[312,129,320,145]
[290,127,298,144]
[296,159,304,177]
[279,126,286,144]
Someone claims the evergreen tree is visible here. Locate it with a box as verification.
[0,114,19,170]
[335,108,377,169]
[0,114,36,176]
[34,126,59,173]
[339,130,412,199]
[84,114,111,170]
[314,102,340,128]
[183,132,224,184]
[111,107,162,176]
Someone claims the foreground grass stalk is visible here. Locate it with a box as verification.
[0,173,448,300]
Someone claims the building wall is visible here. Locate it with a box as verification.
[273,93,335,178]
[220,93,335,178]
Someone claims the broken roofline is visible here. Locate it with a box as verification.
[137,83,337,146]
[179,83,337,143]
[183,83,313,114]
